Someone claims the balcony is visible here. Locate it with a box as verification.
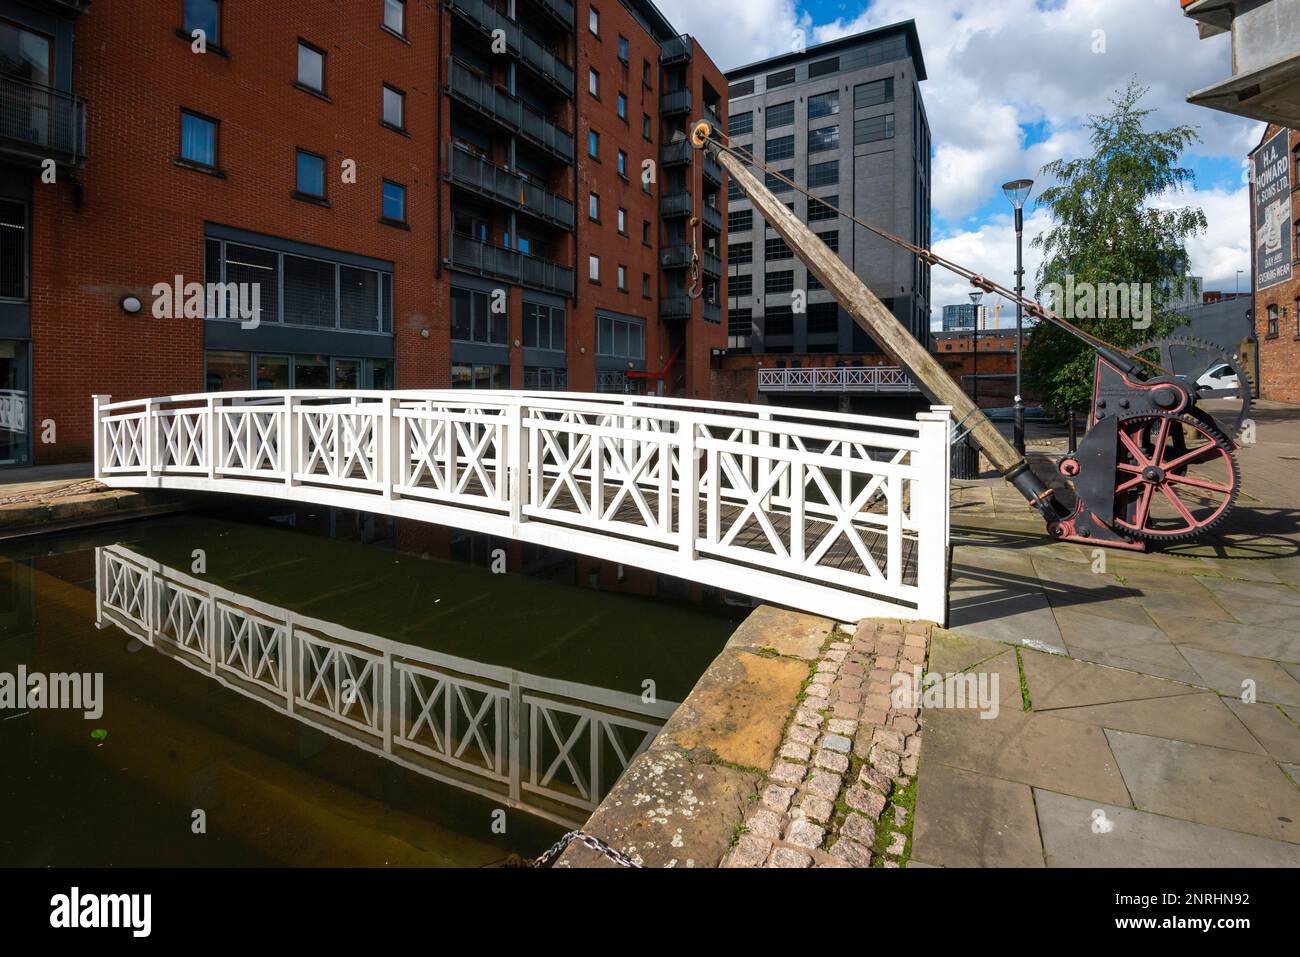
[0,77,86,167]
[33,1,91,12]
[448,232,574,296]
[660,88,692,117]
[702,152,722,187]
[702,300,721,323]
[661,191,692,218]
[448,144,574,229]
[662,34,693,66]
[701,203,722,234]
[524,0,575,30]
[661,140,692,167]
[661,243,692,269]
[661,297,691,320]
[700,249,721,277]
[447,59,574,163]
[448,0,575,98]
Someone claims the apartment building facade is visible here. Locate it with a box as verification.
[1,0,726,467]
[720,22,931,399]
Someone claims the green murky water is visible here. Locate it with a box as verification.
[0,503,743,866]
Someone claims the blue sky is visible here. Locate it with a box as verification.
[652,0,1262,326]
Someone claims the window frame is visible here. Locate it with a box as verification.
[296,38,327,95]
[183,0,222,48]
[179,108,219,170]
[381,179,407,224]
[382,83,406,131]
[382,0,406,38]
[294,148,327,200]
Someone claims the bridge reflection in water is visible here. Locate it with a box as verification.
[95,543,674,828]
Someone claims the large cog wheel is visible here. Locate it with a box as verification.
[1134,335,1252,435]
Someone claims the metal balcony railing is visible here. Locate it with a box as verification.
[660,297,691,320]
[661,34,693,65]
[448,0,575,97]
[700,249,721,277]
[660,191,692,217]
[660,88,692,116]
[701,203,722,234]
[525,0,575,29]
[758,366,921,394]
[702,152,722,186]
[660,140,692,167]
[448,232,574,295]
[447,59,574,162]
[702,300,721,323]
[448,144,574,229]
[0,76,86,165]
[660,244,692,268]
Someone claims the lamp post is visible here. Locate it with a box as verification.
[968,289,984,409]
[1002,178,1034,455]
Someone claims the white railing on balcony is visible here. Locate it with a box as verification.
[0,389,25,433]
[95,543,672,827]
[759,366,921,394]
[93,390,951,623]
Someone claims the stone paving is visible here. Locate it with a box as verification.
[912,400,1300,867]
[723,619,930,868]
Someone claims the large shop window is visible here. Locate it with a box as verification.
[0,201,27,300]
[204,237,393,333]
[451,287,509,344]
[205,351,392,391]
[597,314,644,359]
[523,301,566,351]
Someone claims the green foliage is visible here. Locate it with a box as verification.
[1026,80,1208,413]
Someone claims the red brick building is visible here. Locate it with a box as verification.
[0,0,726,467]
[1250,124,1300,403]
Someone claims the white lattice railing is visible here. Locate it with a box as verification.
[95,543,674,828]
[758,365,919,393]
[94,390,951,623]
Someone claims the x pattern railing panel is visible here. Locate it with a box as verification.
[758,365,920,393]
[94,390,951,622]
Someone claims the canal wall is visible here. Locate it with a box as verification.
[557,606,932,868]
[0,478,189,539]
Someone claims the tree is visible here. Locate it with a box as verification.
[1024,79,1208,414]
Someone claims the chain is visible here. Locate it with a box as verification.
[532,830,642,868]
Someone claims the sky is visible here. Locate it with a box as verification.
[652,0,1263,329]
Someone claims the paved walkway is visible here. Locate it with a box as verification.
[913,401,1300,866]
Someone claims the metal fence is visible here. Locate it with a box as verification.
[0,75,86,163]
[758,366,921,394]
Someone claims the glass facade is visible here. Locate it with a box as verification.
[0,340,30,466]
[205,351,393,391]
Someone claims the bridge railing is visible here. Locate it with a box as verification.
[758,365,919,393]
[95,543,671,827]
[94,391,951,622]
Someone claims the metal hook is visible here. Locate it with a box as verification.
[686,214,704,299]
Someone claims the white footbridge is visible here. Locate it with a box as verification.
[93,390,952,624]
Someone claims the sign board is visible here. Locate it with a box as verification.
[1253,130,1294,291]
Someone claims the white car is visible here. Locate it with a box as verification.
[1196,362,1239,393]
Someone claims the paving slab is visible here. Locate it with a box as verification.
[1035,790,1300,867]
[926,628,1010,675]
[1223,699,1300,764]
[724,605,832,661]
[1020,647,1197,710]
[1154,614,1300,664]
[924,706,1130,806]
[1106,729,1300,844]
[911,762,1043,868]
[1043,692,1265,754]
[1177,645,1300,707]
[1064,641,1206,684]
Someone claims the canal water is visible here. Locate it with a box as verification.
[0,503,744,867]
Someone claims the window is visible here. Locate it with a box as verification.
[617,208,627,234]
[808,302,838,333]
[766,134,794,162]
[618,35,629,62]
[765,169,794,193]
[617,265,627,291]
[730,112,753,136]
[589,68,599,97]
[730,274,752,297]
[854,77,894,109]
[184,0,220,45]
[642,220,651,244]
[523,301,566,350]
[808,195,837,222]
[728,78,755,98]
[297,40,324,93]
[382,180,406,222]
[0,200,27,300]
[617,92,627,118]
[855,114,895,145]
[728,307,752,336]
[642,113,652,140]
[383,84,404,129]
[597,314,645,358]
[642,273,651,297]
[766,271,794,294]
[523,367,567,391]
[765,305,794,335]
[808,125,839,153]
[807,270,822,291]
[283,254,337,326]
[383,0,405,36]
[728,178,743,202]
[180,110,217,167]
[815,229,839,252]
[807,160,838,187]
[765,236,792,261]
[642,59,652,87]
[808,56,839,79]
[766,101,794,128]
[1267,303,1279,337]
[589,255,600,282]
[808,91,839,119]
[588,192,600,221]
[451,287,508,344]
[729,241,752,265]
[766,68,795,90]
[588,130,599,158]
[728,209,753,232]
[617,149,627,177]
[296,149,325,198]
[452,363,510,390]
[589,5,599,35]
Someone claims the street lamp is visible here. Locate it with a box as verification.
[1003,177,1034,455]
[968,289,984,410]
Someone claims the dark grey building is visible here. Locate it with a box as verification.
[722,21,931,358]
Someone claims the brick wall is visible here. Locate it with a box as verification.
[1252,125,1300,403]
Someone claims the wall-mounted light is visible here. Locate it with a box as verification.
[420,328,430,338]
[120,295,142,314]
[514,338,521,348]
